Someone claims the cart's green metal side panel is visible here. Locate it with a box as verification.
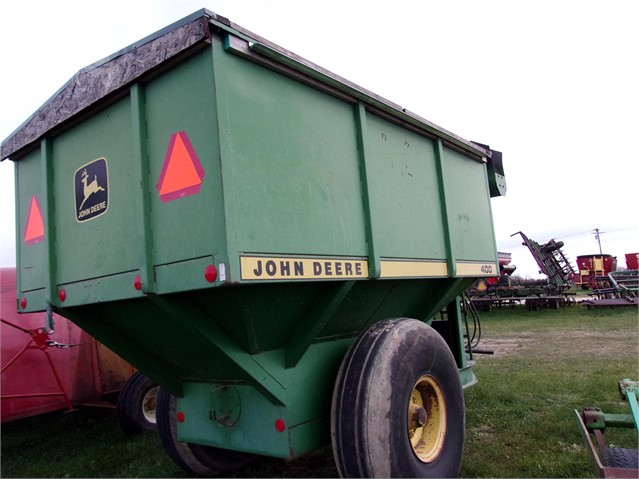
[53,98,137,284]
[15,150,46,293]
[213,38,367,265]
[146,49,224,283]
[363,112,447,260]
[442,147,496,264]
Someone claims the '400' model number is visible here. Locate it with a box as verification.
[480,264,494,274]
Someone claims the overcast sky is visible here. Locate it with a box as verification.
[1,0,637,277]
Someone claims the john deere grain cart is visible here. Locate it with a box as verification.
[1,10,506,477]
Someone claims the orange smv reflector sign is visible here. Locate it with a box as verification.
[156,131,205,202]
[24,195,45,245]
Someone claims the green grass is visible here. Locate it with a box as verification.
[1,305,637,477]
[0,407,184,478]
[460,306,638,478]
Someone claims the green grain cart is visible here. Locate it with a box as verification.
[1,10,506,477]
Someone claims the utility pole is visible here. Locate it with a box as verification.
[592,228,604,255]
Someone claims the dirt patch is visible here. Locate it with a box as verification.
[473,328,638,361]
[546,329,638,359]
[468,423,497,441]
[473,337,535,358]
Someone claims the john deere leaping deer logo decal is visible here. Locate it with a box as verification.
[74,158,109,222]
[79,168,105,209]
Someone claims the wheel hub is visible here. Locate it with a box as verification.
[142,386,159,424]
[408,402,428,427]
[407,374,447,463]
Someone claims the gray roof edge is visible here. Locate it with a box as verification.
[1,10,213,161]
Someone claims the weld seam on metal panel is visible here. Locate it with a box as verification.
[130,83,155,293]
[14,165,22,304]
[212,36,239,283]
[41,138,57,307]
[354,102,380,279]
[434,139,455,277]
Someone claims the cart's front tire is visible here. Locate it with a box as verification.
[331,317,465,478]
[117,371,159,435]
[156,387,255,477]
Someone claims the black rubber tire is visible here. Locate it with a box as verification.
[603,447,639,469]
[156,387,255,477]
[331,317,465,478]
[117,371,159,435]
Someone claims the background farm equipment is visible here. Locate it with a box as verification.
[468,232,577,310]
[512,231,576,289]
[575,379,638,478]
[578,250,638,308]
[575,254,618,290]
[469,277,573,311]
[581,270,639,308]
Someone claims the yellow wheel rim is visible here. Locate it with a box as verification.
[407,375,446,463]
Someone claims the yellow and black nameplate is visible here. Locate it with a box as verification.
[240,255,369,281]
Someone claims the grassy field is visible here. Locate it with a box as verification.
[1,305,637,477]
[461,305,638,478]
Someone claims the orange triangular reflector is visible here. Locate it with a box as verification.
[24,196,45,245]
[156,131,205,202]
